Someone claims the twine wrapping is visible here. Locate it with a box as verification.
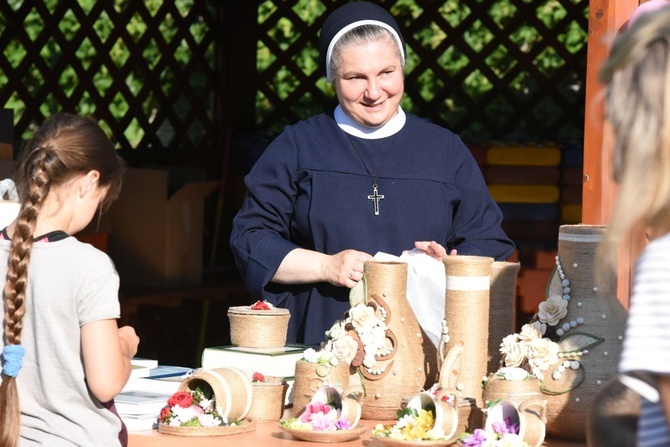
[488,262,520,374]
[246,376,289,422]
[538,225,626,440]
[227,306,290,348]
[177,367,253,423]
[443,255,493,407]
[357,261,437,420]
[291,359,350,417]
[482,376,542,407]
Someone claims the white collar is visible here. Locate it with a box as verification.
[335,105,405,139]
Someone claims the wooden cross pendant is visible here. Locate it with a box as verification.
[368,184,384,216]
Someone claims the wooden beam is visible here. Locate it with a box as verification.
[583,0,644,309]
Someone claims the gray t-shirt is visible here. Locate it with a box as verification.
[0,236,123,447]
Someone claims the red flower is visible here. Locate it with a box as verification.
[159,405,171,420]
[252,372,265,382]
[250,300,271,310]
[167,391,193,408]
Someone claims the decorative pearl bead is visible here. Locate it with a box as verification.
[593,287,598,292]
[570,320,577,328]
[556,329,564,336]
[393,370,398,375]
[570,361,580,370]
[618,335,623,341]
[400,317,405,322]
[562,279,570,287]
[596,380,602,385]
[583,350,589,354]
[576,317,584,325]
[562,323,571,331]
[416,333,421,338]
[375,393,381,398]
[603,351,608,356]
[417,367,423,372]
[573,263,578,268]
[577,302,582,307]
[383,292,387,297]
[575,397,581,403]
[601,314,607,320]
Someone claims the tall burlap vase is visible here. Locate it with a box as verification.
[488,261,520,374]
[357,261,438,420]
[442,255,494,407]
[537,225,627,440]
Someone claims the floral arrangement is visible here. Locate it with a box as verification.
[159,386,239,427]
[493,323,560,381]
[252,372,265,382]
[281,397,353,431]
[371,407,448,442]
[301,347,339,367]
[250,299,272,310]
[458,418,531,447]
[322,302,395,377]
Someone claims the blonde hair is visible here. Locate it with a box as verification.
[0,113,125,446]
[598,8,670,271]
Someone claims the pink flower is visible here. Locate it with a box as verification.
[298,401,339,431]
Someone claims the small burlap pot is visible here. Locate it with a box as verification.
[357,261,438,420]
[443,255,494,407]
[482,376,542,407]
[537,225,627,440]
[488,261,520,374]
[291,359,351,416]
[246,376,289,422]
[227,306,290,348]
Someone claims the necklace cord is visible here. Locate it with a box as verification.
[345,133,397,186]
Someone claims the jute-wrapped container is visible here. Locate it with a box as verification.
[443,255,494,407]
[158,367,254,436]
[292,359,351,416]
[357,261,438,420]
[482,376,542,407]
[246,376,288,422]
[228,306,290,348]
[538,225,626,440]
[488,261,520,374]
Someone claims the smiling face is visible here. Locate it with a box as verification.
[332,36,404,128]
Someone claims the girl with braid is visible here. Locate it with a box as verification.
[0,113,139,446]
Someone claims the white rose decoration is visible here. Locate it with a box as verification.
[527,338,559,371]
[518,323,542,342]
[349,304,378,329]
[326,320,346,341]
[537,294,568,326]
[330,334,359,364]
[530,320,547,336]
[500,335,526,368]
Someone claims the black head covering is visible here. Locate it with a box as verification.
[318,1,406,79]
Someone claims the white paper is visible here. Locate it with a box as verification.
[373,249,445,348]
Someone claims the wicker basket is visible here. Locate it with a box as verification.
[246,376,289,422]
[228,306,290,348]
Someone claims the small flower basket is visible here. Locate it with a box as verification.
[158,367,255,437]
[246,373,289,422]
[228,301,290,349]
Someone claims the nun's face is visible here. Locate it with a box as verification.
[332,37,404,128]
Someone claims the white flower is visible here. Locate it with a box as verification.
[330,334,359,364]
[518,323,542,342]
[527,338,559,371]
[494,433,527,446]
[362,353,376,368]
[198,398,213,411]
[426,427,447,440]
[530,320,546,335]
[537,294,568,326]
[349,304,378,329]
[303,348,319,363]
[197,414,221,427]
[172,405,202,424]
[326,320,347,341]
[498,367,531,381]
[500,334,525,368]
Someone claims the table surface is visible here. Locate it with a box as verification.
[128,421,587,447]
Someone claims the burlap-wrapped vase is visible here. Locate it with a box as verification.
[485,398,547,447]
[227,306,290,348]
[246,376,289,422]
[536,225,627,440]
[291,359,350,417]
[356,261,438,420]
[488,261,520,374]
[442,255,494,407]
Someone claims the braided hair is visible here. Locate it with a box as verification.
[0,113,125,446]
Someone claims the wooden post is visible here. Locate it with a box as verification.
[583,0,646,309]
